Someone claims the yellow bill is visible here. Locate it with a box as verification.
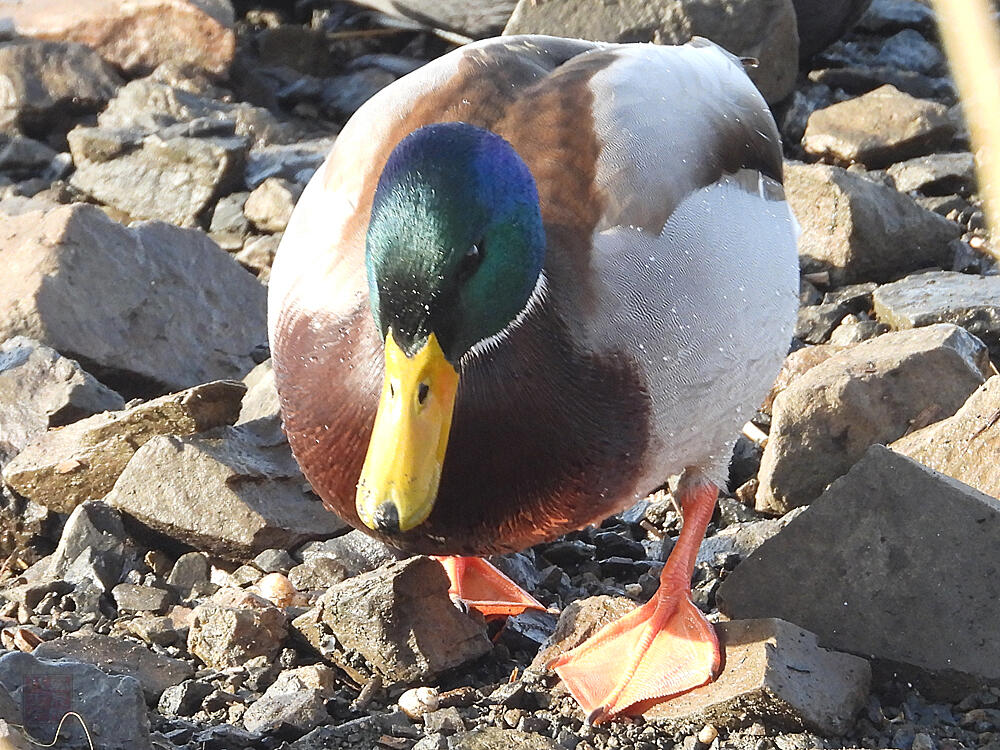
[356,330,459,532]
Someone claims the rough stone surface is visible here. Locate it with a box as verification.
[0,0,236,76]
[785,162,961,284]
[350,0,516,38]
[887,152,977,196]
[0,38,121,132]
[803,85,956,168]
[112,583,175,613]
[503,0,799,104]
[244,177,302,233]
[187,587,287,669]
[3,381,245,513]
[0,336,123,467]
[722,446,1000,695]
[757,324,988,512]
[245,138,335,189]
[792,0,873,59]
[34,633,193,703]
[0,650,151,749]
[104,426,345,558]
[873,270,1000,359]
[892,377,1000,499]
[68,125,248,226]
[47,501,125,591]
[0,203,266,395]
[292,556,490,685]
[297,530,398,577]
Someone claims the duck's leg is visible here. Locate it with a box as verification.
[549,471,721,723]
[433,556,552,620]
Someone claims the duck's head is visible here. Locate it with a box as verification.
[357,121,546,535]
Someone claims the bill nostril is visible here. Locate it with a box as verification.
[371,502,401,534]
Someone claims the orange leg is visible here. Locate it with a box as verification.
[432,555,554,620]
[549,473,722,723]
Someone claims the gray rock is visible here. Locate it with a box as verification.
[3,381,246,514]
[288,557,348,591]
[808,65,956,103]
[0,38,121,132]
[794,302,849,344]
[105,426,345,559]
[858,0,936,34]
[321,68,398,120]
[721,445,1000,696]
[892,376,1000,499]
[292,556,490,685]
[187,587,287,669]
[48,501,125,592]
[504,0,799,104]
[33,632,192,704]
[98,77,294,148]
[0,135,58,180]
[0,650,150,749]
[756,324,988,513]
[246,138,335,189]
[235,234,280,279]
[253,548,297,574]
[443,728,557,750]
[803,85,956,168]
[126,615,180,646]
[791,0,873,60]
[244,177,302,233]
[2,0,236,77]
[167,552,210,596]
[887,152,977,196]
[695,509,806,566]
[874,29,944,74]
[0,202,266,396]
[68,125,247,226]
[873,270,1000,359]
[424,706,466,735]
[236,359,283,446]
[157,679,213,717]
[827,315,888,345]
[348,0,516,38]
[0,337,123,467]
[243,690,328,734]
[297,530,398,577]
[785,162,961,285]
[112,583,174,613]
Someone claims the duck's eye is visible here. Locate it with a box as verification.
[457,241,484,282]
[417,382,430,404]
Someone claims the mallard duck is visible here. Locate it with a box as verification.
[268,34,799,722]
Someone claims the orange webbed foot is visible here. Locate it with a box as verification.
[433,555,555,620]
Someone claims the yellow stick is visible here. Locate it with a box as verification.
[931,0,1000,255]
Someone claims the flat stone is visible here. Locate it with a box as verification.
[504,0,798,104]
[187,587,287,669]
[288,557,348,591]
[297,530,398,577]
[3,381,245,514]
[243,690,328,734]
[126,615,181,646]
[68,126,247,226]
[0,202,267,396]
[104,426,346,558]
[0,38,121,132]
[292,556,490,685]
[0,650,150,749]
[244,177,302,233]
[0,0,236,77]
[892,376,1000,499]
[0,336,123,467]
[873,270,1000,360]
[756,324,988,513]
[721,446,1000,696]
[785,162,961,284]
[245,138,335,189]
[112,583,175,613]
[887,152,977,196]
[803,85,956,168]
[34,633,192,704]
[167,551,210,596]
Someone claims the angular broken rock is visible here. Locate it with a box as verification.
[47,501,125,592]
[244,177,303,233]
[721,445,1000,696]
[3,381,245,514]
[68,125,247,226]
[873,270,1000,360]
[785,162,960,285]
[292,556,490,685]
[0,650,151,750]
[188,587,287,669]
[802,85,956,168]
[242,664,336,734]
[0,38,122,132]
[3,0,236,77]
[0,336,123,467]
[504,0,799,104]
[33,632,192,704]
[892,376,1000,499]
[756,324,988,513]
[887,152,977,196]
[105,426,346,558]
[0,203,266,395]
